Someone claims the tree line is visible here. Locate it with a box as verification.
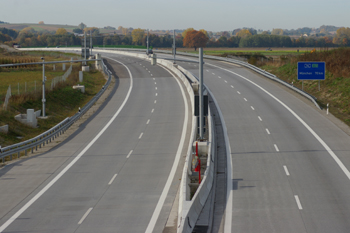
[1,26,350,49]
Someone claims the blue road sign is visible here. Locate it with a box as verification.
[297,62,325,80]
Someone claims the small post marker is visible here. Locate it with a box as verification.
[78,107,81,113]
[327,103,329,115]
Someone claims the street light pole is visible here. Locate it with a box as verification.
[147,29,149,54]
[173,30,176,64]
[90,30,92,57]
[199,48,204,139]
[84,32,87,65]
[41,58,46,117]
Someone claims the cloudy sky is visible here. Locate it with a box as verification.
[1,0,349,31]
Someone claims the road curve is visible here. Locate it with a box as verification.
[0,53,191,233]
[172,55,350,233]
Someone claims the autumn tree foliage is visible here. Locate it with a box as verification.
[56,28,67,35]
[183,30,209,51]
[182,28,194,38]
[271,28,284,35]
[38,21,44,24]
[236,29,252,38]
[131,28,145,45]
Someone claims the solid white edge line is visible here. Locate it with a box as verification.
[108,174,118,185]
[283,165,290,176]
[274,144,280,152]
[294,195,303,210]
[126,150,133,158]
[0,56,134,233]
[78,208,93,225]
[209,60,350,181]
[145,65,189,233]
[266,128,270,135]
[139,132,143,139]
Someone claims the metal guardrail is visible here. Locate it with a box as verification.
[0,59,112,163]
[152,50,321,110]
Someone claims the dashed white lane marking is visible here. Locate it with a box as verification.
[108,174,118,185]
[139,133,143,139]
[266,128,270,135]
[224,80,228,83]
[231,85,234,88]
[146,68,148,70]
[155,82,156,85]
[151,109,154,113]
[155,87,157,90]
[237,91,241,94]
[151,74,153,76]
[212,73,215,75]
[258,116,262,121]
[251,106,255,110]
[274,144,280,152]
[78,208,93,225]
[0,56,135,233]
[153,78,155,80]
[283,166,290,176]
[294,195,303,210]
[154,100,157,104]
[244,98,247,101]
[218,76,222,79]
[206,70,209,72]
[148,71,151,73]
[127,150,133,158]
[147,119,150,124]
[156,93,158,96]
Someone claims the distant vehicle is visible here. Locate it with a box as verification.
[56,46,60,48]
[266,48,272,51]
[146,49,153,55]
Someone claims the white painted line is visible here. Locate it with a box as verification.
[145,61,189,233]
[146,68,148,70]
[143,65,145,67]
[294,195,303,210]
[218,76,222,79]
[283,166,290,176]
[237,91,241,94]
[258,116,262,121]
[231,85,234,88]
[208,62,350,181]
[155,87,157,90]
[0,56,134,233]
[251,106,255,110]
[126,150,133,158]
[108,174,118,185]
[266,128,270,135]
[147,119,150,124]
[274,144,279,152]
[151,108,154,113]
[78,208,93,225]
[155,82,157,85]
[139,133,143,139]
[206,70,209,72]
[244,98,247,101]
[156,93,158,96]
[154,100,157,104]
[212,73,215,75]
[151,74,153,76]
[225,80,228,83]
[153,78,155,80]
[148,71,151,73]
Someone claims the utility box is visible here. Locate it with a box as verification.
[151,54,157,66]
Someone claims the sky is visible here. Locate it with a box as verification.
[1,0,350,32]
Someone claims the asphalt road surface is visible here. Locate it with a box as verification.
[0,53,191,233]
[171,54,350,233]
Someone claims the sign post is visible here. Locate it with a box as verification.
[297,62,325,91]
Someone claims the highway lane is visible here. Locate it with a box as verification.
[0,53,191,233]
[171,55,350,233]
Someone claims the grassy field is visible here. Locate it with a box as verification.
[0,48,106,147]
[260,48,350,126]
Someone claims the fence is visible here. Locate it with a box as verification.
[0,58,111,163]
[51,64,73,90]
